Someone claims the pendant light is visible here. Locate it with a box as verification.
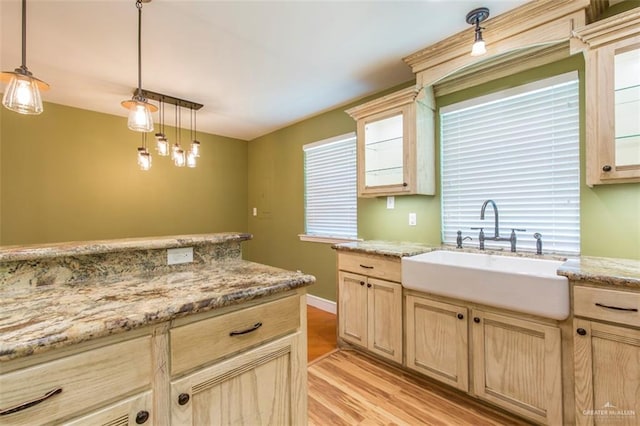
[137,133,152,171]
[466,7,490,57]
[1,0,49,115]
[121,0,157,132]
[155,100,169,156]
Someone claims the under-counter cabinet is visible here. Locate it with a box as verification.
[571,8,640,185]
[337,253,402,363]
[345,86,435,197]
[169,294,306,425]
[405,292,563,425]
[573,285,640,426]
[0,336,153,425]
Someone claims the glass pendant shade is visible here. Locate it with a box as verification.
[156,138,169,156]
[190,140,201,157]
[1,72,44,114]
[471,40,486,56]
[174,149,186,167]
[122,99,156,132]
[137,147,151,171]
[187,151,197,168]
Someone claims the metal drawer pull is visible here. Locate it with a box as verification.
[595,302,638,312]
[0,388,62,416]
[359,264,374,269]
[229,322,263,336]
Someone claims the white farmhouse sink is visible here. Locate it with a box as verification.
[402,251,569,320]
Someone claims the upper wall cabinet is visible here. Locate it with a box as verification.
[572,8,640,186]
[346,86,435,197]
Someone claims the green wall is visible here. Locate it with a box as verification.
[0,102,248,245]
[246,55,640,303]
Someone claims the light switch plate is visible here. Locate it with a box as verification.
[168,247,193,265]
[387,196,395,209]
[409,213,417,226]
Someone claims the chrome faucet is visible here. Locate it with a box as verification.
[472,200,525,252]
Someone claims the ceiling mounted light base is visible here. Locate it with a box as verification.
[466,7,490,57]
[465,7,490,25]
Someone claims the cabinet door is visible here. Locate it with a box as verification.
[63,391,152,426]
[338,271,368,347]
[358,107,409,196]
[574,319,640,426]
[367,278,403,363]
[405,295,468,391]
[170,333,306,426]
[471,310,562,425]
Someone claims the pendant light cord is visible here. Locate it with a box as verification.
[136,0,143,98]
[21,0,27,70]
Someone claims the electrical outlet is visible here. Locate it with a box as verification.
[409,213,417,226]
[386,196,395,209]
[167,247,193,265]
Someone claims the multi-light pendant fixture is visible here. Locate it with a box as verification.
[122,0,203,171]
[1,0,49,115]
[466,7,490,57]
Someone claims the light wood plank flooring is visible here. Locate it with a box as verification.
[307,305,337,362]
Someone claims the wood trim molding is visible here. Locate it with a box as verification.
[434,41,570,97]
[404,0,589,88]
[570,6,640,52]
[345,85,421,119]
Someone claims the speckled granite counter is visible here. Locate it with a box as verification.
[332,240,435,258]
[0,233,315,361]
[558,256,640,289]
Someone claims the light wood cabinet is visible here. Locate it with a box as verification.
[0,336,153,426]
[338,270,403,363]
[571,8,640,186]
[573,285,640,426]
[64,391,153,426]
[405,295,468,392]
[471,309,563,425]
[170,333,305,426]
[345,86,435,197]
[404,292,564,425]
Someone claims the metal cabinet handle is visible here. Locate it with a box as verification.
[602,165,612,172]
[0,388,62,416]
[360,281,365,286]
[367,283,372,288]
[473,317,481,323]
[457,313,464,320]
[136,410,150,424]
[359,264,374,269]
[595,302,638,312]
[229,322,263,336]
[577,328,587,336]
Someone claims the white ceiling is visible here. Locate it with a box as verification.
[1,0,529,141]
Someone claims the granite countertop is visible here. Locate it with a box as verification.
[333,240,436,258]
[557,256,640,289]
[0,232,252,262]
[0,259,315,362]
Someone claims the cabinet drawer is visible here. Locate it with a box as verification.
[338,252,401,282]
[574,286,640,327]
[170,295,300,376]
[0,336,152,425]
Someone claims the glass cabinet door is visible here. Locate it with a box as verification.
[363,113,404,188]
[614,46,640,168]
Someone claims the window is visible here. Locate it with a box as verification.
[440,72,580,254]
[302,133,357,241]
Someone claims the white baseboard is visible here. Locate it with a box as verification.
[306,294,337,314]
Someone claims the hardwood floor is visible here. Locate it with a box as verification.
[308,349,533,426]
[307,305,337,362]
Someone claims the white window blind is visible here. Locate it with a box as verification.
[440,72,580,254]
[304,133,357,239]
